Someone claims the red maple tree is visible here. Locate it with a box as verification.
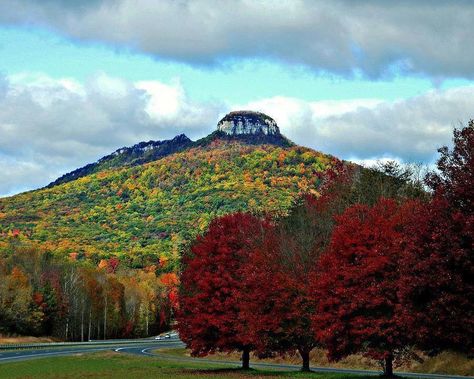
[426,120,474,214]
[313,198,420,376]
[239,192,345,371]
[238,222,316,370]
[400,122,474,354]
[176,212,268,369]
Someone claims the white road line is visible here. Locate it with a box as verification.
[0,348,108,362]
[114,348,125,352]
[140,348,155,356]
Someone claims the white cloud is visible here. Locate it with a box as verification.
[0,155,49,196]
[137,80,183,119]
[1,0,474,78]
[349,157,403,168]
[91,73,129,98]
[0,72,223,196]
[241,87,474,163]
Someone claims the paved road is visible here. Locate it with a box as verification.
[0,338,184,364]
[1,336,472,379]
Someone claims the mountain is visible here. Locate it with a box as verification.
[0,111,340,271]
[48,111,292,188]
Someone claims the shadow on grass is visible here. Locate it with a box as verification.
[179,367,257,375]
[177,367,382,378]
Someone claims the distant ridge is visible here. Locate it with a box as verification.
[47,134,192,187]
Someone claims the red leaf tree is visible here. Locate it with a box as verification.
[236,167,357,372]
[239,190,347,371]
[426,121,474,213]
[176,212,267,369]
[400,122,474,354]
[314,198,420,376]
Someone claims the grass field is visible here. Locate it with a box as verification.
[0,351,377,379]
[1,348,473,379]
[155,348,474,377]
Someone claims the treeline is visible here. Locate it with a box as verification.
[0,243,177,340]
[177,123,473,376]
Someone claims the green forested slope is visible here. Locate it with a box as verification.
[0,138,339,271]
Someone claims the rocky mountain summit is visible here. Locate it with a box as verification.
[217,111,280,136]
[210,110,291,147]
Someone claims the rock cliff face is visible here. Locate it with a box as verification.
[217,111,280,136]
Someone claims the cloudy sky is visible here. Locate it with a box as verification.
[0,0,473,196]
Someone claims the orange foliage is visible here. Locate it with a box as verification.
[69,252,78,261]
[98,259,108,270]
[10,267,28,286]
[159,256,169,268]
[33,292,44,306]
[159,272,178,287]
[144,265,157,273]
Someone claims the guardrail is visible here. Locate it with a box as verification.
[0,337,181,351]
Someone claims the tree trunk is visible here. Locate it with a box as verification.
[88,308,92,341]
[103,294,108,340]
[299,348,311,372]
[81,301,84,342]
[145,308,149,337]
[241,346,250,370]
[384,353,394,377]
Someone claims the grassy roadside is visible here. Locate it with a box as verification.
[0,352,374,379]
[154,348,474,377]
[0,336,59,344]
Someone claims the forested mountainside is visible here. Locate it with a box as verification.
[0,138,339,272]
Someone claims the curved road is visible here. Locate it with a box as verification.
[1,336,472,379]
[0,337,184,364]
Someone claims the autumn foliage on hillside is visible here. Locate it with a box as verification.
[178,123,473,376]
[0,141,337,271]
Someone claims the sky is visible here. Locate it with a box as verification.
[1,0,474,197]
